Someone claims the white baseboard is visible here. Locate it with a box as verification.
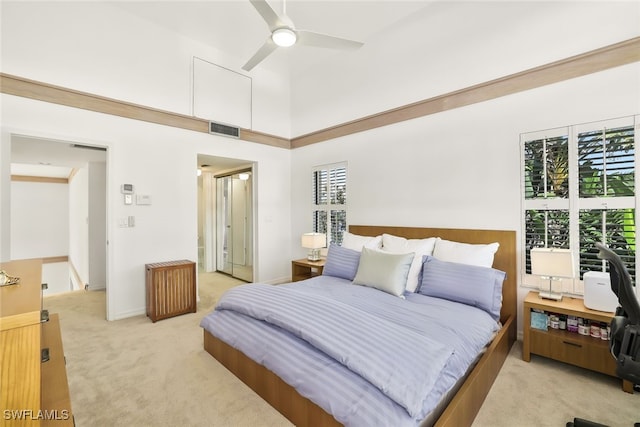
[262,276,293,285]
[112,307,146,320]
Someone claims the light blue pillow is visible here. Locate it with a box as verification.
[418,256,505,321]
[322,243,361,281]
[352,248,414,297]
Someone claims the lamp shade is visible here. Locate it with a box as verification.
[301,232,326,249]
[530,248,575,278]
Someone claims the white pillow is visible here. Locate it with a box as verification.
[432,238,499,267]
[381,234,437,292]
[342,232,382,252]
[352,248,414,297]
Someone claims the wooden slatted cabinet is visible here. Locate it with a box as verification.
[145,260,196,322]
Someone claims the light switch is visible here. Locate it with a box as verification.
[136,194,152,205]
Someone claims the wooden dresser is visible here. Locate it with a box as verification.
[0,259,73,426]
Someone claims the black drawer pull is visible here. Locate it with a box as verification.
[562,340,582,348]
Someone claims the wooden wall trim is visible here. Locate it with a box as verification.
[0,73,290,149]
[68,260,85,290]
[1,37,638,151]
[67,168,80,182]
[42,256,69,264]
[291,37,640,148]
[11,175,68,184]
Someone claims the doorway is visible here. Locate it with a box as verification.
[8,134,108,308]
[216,170,253,282]
[197,155,255,283]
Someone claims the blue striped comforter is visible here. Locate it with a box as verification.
[200,276,499,426]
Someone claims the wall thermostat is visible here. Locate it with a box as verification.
[121,184,134,205]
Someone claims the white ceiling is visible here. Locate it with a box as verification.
[10,0,432,173]
[111,0,431,74]
[11,135,107,178]
[10,135,251,178]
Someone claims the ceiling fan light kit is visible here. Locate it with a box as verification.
[272,28,297,47]
[242,0,363,71]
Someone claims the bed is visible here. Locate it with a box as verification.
[201,225,517,426]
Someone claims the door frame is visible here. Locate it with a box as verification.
[197,156,256,283]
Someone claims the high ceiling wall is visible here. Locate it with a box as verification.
[290,1,640,136]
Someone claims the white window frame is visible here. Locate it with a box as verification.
[521,115,639,295]
[312,162,347,245]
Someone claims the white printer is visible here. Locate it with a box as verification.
[583,271,619,313]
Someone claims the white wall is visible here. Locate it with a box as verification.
[9,179,72,294]
[69,167,89,289]
[1,95,292,320]
[88,161,107,290]
[288,1,640,336]
[0,2,293,320]
[291,63,640,335]
[0,140,9,261]
[0,1,291,138]
[290,1,640,135]
[1,1,639,330]
[42,262,72,296]
[10,180,69,258]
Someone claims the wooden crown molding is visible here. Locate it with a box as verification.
[41,256,69,264]
[67,168,80,182]
[1,37,638,150]
[11,175,68,184]
[0,73,290,149]
[291,36,640,148]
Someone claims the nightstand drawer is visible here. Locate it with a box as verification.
[529,329,616,376]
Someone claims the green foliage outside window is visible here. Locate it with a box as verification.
[523,124,635,283]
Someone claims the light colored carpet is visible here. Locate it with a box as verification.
[474,342,639,427]
[44,274,638,427]
[45,272,292,427]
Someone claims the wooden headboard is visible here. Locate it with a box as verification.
[349,225,517,339]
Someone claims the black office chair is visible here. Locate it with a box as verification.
[567,243,640,427]
[595,242,640,385]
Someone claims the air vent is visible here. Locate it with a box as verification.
[209,122,240,138]
[71,144,107,151]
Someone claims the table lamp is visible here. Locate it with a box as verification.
[301,232,326,261]
[530,247,575,301]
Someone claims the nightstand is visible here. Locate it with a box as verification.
[291,258,325,282]
[523,290,634,393]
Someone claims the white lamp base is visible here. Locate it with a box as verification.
[539,291,563,301]
[307,248,321,262]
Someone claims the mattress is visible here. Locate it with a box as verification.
[200,276,500,426]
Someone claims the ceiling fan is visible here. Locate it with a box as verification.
[242,0,364,71]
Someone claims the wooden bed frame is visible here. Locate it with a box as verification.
[203,225,517,427]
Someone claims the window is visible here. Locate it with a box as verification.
[312,162,347,245]
[522,116,637,294]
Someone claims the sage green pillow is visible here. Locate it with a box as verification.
[352,248,414,297]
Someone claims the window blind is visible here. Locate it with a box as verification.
[521,116,637,292]
[312,163,347,245]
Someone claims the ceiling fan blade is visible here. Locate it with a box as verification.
[242,38,278,71]
[249,0,283,30]
[297,30,364,50]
